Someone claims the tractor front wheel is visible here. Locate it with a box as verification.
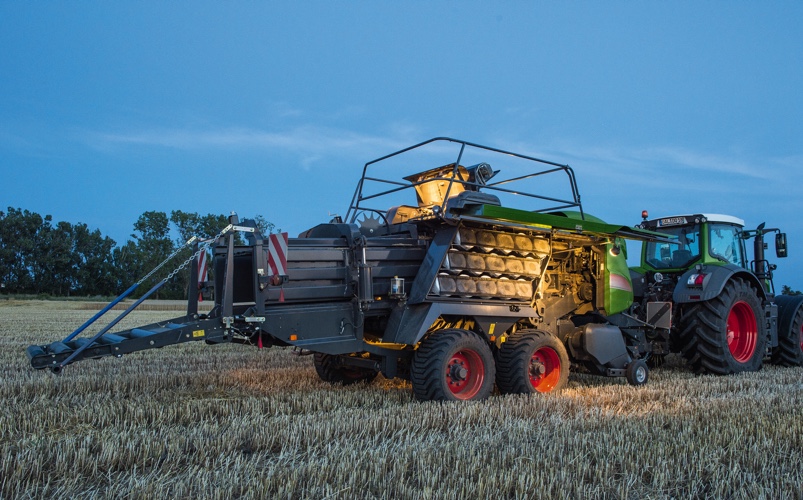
[678,277,766,374]
[411,329,495,401]
[496,330,569,394]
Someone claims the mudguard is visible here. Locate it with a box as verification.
[673,264,769,303]
[383,301,539,346]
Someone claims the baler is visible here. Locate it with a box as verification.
[27,137,672,401]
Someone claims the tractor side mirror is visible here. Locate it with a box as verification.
[776,233,788,258]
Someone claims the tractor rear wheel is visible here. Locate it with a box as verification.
[496,330,569,394]
[411,329,495,401]
[313,353,379,385]
[678,277,766,374]
[772,304,803,367]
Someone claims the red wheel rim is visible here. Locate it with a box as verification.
[446,350,485,400]
[529,346,562,392]
[726,301,758,363]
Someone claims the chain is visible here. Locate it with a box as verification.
[136,237,197,285]
[137,224,235,286]
[164,245,206,282]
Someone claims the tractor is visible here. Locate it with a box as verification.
[624,212,803,373]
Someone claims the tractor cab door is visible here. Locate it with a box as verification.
[708,223,747,268]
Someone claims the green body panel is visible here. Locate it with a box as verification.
[605,242,634,315]
[474,205,667,242]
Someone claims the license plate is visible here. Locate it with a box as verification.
[658,217,688,227]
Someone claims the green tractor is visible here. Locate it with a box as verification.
[627,212,803,373]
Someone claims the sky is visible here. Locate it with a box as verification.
[2,1,802,288]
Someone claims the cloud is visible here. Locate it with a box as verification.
[630,146,774,180]
[84,123,798,194]
[561,144,770,180]
[269,102,305,119]
[84,125,418,165]
[500,138,788,188]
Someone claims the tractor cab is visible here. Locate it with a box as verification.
[633,212,788,301]
[638,213,749,271]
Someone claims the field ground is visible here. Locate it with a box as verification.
[1,300,801,498]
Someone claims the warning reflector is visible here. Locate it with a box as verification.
[197,246,210,302]
[268,233,289,277]
[647,302,672,329]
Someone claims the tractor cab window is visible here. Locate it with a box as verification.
[645,224,701,269]
[708,224,745,267]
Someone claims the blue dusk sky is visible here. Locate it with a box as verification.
[2,2,802,288]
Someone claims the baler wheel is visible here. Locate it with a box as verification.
[772,303,803,366]
[625,359,649,386]
[313,353,379,385]
[411,329,495,401]
[678,277,766,374]
[496,330,569,394]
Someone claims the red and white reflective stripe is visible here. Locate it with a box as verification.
[609,273,633,292]
[197,245,211,302]
[198,249,209,283]
[268,232,289,276]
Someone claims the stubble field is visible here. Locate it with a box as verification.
[1,300,801,499]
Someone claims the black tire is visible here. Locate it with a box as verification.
[313,353,379,385]
[626,359,649,386]
[411,329,495,401]
[678,277,766,374]
[772,303,803,367]
[496,330,569,394]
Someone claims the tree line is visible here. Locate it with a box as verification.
[2,206,800,301]
[0,208,273,299]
